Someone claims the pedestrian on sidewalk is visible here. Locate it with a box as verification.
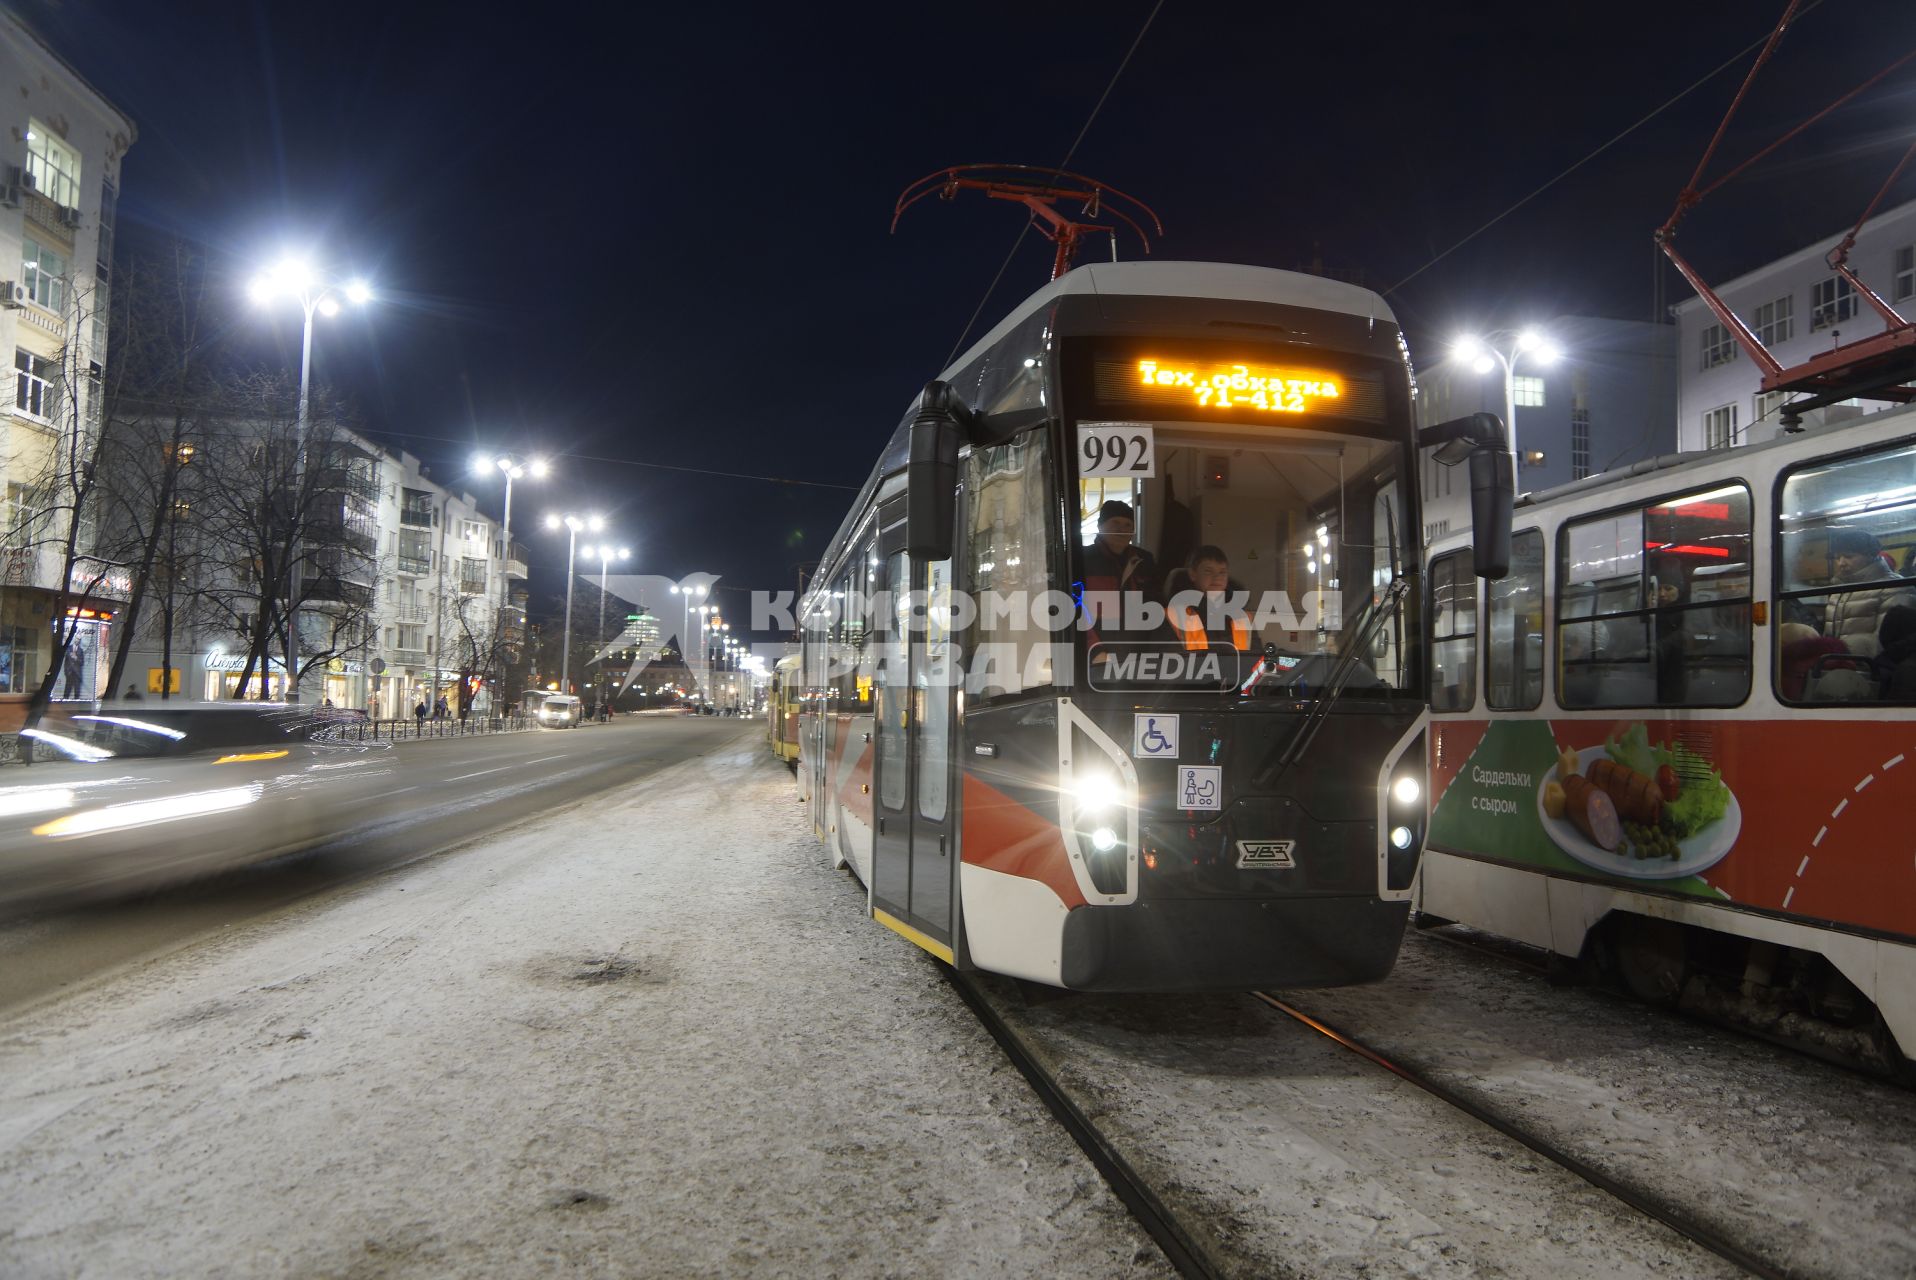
[414,701,427,729]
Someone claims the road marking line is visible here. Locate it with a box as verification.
[1832,798,1848,819]
[1796,855,1810,877]
[1884,754,1906,771]
[524,754,568,765]
[368,785,421,800]
[447,766,514,781]
[1783,886,1795,910]
[1855,774,1875,792]
[1813,826,1827,847]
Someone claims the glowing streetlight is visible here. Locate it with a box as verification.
[1452,327,1564,485]
[582,542,631,707]
[470,454,547,711]
[248,254,374,702]
[545,512,603,695]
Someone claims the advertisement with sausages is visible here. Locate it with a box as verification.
[1427,718,1915,940]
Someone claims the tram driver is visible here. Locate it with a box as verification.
[1166,545,1251,651]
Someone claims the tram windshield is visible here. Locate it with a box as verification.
[1073,419,1414,696]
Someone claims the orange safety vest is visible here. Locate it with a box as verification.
[1171,606,1250,651]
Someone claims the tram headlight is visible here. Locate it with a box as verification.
[1090,825,1119,852]
[1383,733,1428,892]
[1071,770,1125,815]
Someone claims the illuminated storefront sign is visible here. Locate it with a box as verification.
[1134,359,1342,413]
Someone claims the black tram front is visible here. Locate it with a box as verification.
[810,261,1510,992]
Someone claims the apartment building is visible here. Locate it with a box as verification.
[0,15,134,724]
[1673,198,1916,450]
[370,452,519,718]
[113,432,518,716]
[1415,315,1677,543]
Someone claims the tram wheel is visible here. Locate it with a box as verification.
[1613,915,1689,1007]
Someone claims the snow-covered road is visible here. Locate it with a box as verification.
[0,732,1167,1277]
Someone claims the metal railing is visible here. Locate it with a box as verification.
[322,714,531,743]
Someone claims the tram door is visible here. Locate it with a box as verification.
[869,506,958,952]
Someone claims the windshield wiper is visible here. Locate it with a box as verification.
[1252,574,1411,790]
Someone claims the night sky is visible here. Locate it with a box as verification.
[20,0,1916,638]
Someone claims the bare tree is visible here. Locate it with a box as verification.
[89,246,227,700]
[3,276,129,749]
[186,377,379,699]
[443,588,511,717]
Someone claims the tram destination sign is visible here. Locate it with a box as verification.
[1095,357,1386,423]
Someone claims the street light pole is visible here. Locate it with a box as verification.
[474,454,547,712]
[546,512,604,696]
[585,544,630,708]
[1455,328,1563,489]
[248,259,373,703]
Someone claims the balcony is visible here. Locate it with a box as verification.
[389,647,428,666]
[388,604,429,624]
[396,555,431,577]
[305,576,374,608]
[505,542,528,581]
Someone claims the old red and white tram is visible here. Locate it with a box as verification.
[1422,403,1916,1067]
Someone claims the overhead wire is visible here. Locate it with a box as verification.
[940,0,1166,372]
[345,424,859,491]
[1383,0,1832,299]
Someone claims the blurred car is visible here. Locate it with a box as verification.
[534,694,583,729]
[0,702,393,915]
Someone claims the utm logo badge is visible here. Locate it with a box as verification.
[1235,839,1296,869]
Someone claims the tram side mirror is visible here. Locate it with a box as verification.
[1418,412,1513,580]
[907,380,977,563]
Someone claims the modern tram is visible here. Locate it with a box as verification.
[794,259,1513,992]
[1420,402,1916,1069]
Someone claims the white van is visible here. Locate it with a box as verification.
[534,694,582,728]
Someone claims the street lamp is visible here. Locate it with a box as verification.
[581,542,630,706]
[248,256,374,702]
[545,512,604,696]
[473,453,547,711]
[1453,329,1562,486]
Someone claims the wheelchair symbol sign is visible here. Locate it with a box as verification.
[1132,714,1179,759]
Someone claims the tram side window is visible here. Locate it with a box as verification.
[963,430,1059,700]
[1558,484,1752,709]
[1776,439,1916,703]
[1486,530,1543,710]
[830,548,874,718]
[1429,551,1476,711]
[849,541,876,712]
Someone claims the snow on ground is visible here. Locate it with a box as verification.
[0,732,1168,1278]
[980,977,1743,1279]
[1276,930,1916,1280]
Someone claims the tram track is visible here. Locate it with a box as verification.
[1253,992,1794,1280]
[944,968,1225,1280]
[945,952,1817,1279]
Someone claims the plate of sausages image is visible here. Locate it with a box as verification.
[1536,746,1742,881]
